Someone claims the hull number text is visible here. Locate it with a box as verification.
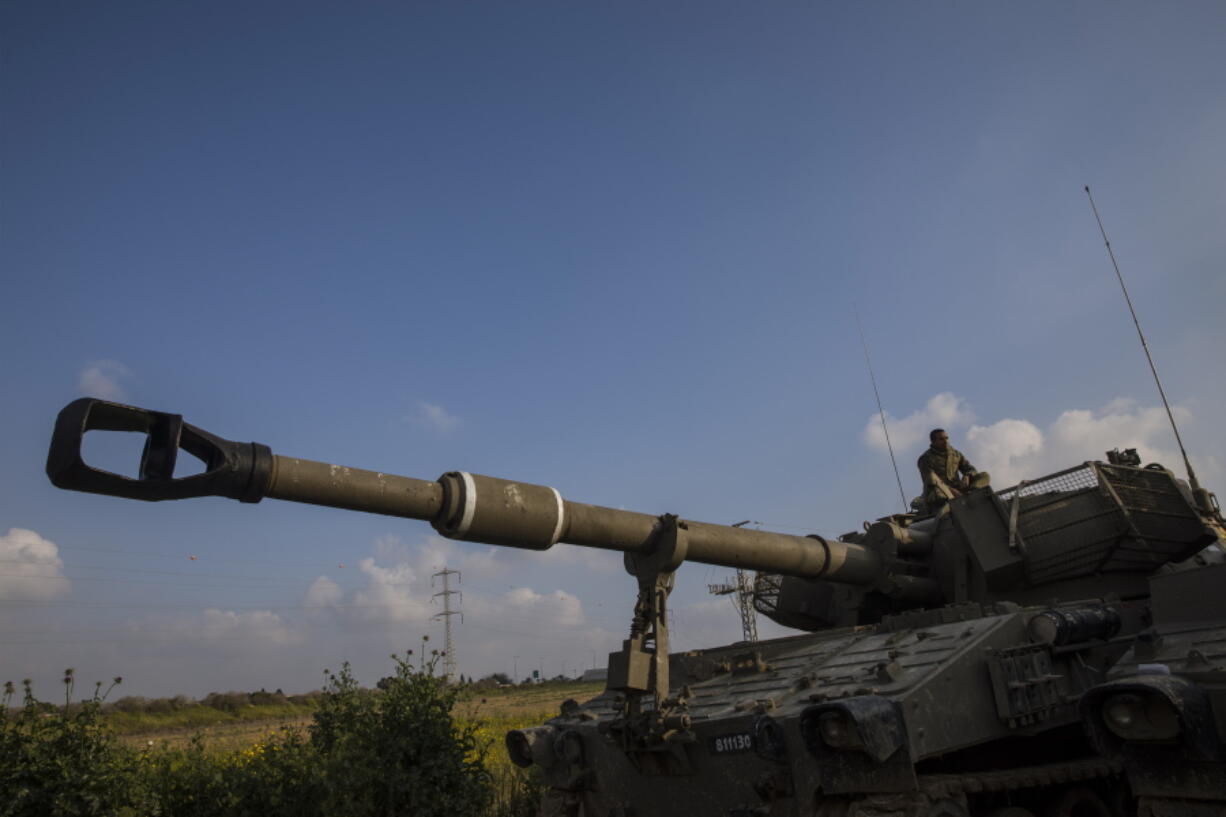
[710,732,754,754]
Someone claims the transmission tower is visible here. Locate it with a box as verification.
[708,568,759,643]
[707,520,759,643]
[432,568,462,684]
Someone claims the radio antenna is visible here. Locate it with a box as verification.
[1083,185,1201,493]
[854,304,909,511]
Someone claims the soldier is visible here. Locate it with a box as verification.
[917,428,990,513]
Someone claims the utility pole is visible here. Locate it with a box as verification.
[707,520,760,643]
[432,568,462,684]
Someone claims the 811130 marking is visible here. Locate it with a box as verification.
[710,733,754,754]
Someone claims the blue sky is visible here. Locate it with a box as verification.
[3,2,1224,698]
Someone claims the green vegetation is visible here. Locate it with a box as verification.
[105,701,318,737]
[0,658,572,817]
[1,673,145,817]
[91,678,602,742]
[469,712,551,817]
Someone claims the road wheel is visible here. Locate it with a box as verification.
[927,799,970,817]
[1044,786,1112,817]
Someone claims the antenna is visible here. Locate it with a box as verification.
[854,305,909,511]
[1083,185,1201,493]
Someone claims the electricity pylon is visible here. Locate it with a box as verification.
[432,568,462,683]
[707,520,759,642]
[708,568,759,643]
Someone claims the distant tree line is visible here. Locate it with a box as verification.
[97,687,324,715]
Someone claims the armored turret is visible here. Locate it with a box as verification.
[753,449,1223,632]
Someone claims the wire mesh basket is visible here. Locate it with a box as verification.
[997,463,1206,582]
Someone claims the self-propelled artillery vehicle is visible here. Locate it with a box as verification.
[46,399,1226,817]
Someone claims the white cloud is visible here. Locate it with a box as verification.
[1046,401,1186,465]
[456,586,616,681]
[864,392,1217,492]
[342,542,583,627]
[0,528,71,601]
[343,536,612,661]
[78,360,132,401]
[516,542,622,574]
[502,587,585,626]
[372,533,504,581]
[4,528,631,695]
[863,392,974,452]
[969,400,1197,488]
[199,609,296,645]
[129,608,298,648]
[352,557,433,623]
[868,390,1211,485]
[409,400,461,433]
[965,419,1044,488]
[304,576,343,607]
[302,535,508,629]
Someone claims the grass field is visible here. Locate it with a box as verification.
[111,681,605,753]
[454,680,605,720]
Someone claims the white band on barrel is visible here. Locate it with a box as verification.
[454,471,478,537]
[549,487,565,545]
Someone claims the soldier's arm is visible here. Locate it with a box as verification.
[920,457,958,500]
[958,452,978,476]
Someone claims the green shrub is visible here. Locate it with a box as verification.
[310,654,491,817]
[200,691,251,713]
[142,730,323,817]
[248,689,286,707]
[0,673,149,817]
[487,762,546,817]
[3,654,508,817]
[108,696,149,714]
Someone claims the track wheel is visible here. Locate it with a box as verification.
[1044,786,1112,817]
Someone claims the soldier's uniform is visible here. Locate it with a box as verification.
[917,445,986,511]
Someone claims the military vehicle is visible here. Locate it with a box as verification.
[46,398,1226,817]
[1078,487,1226,817]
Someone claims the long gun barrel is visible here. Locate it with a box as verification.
[47,398,881,585]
